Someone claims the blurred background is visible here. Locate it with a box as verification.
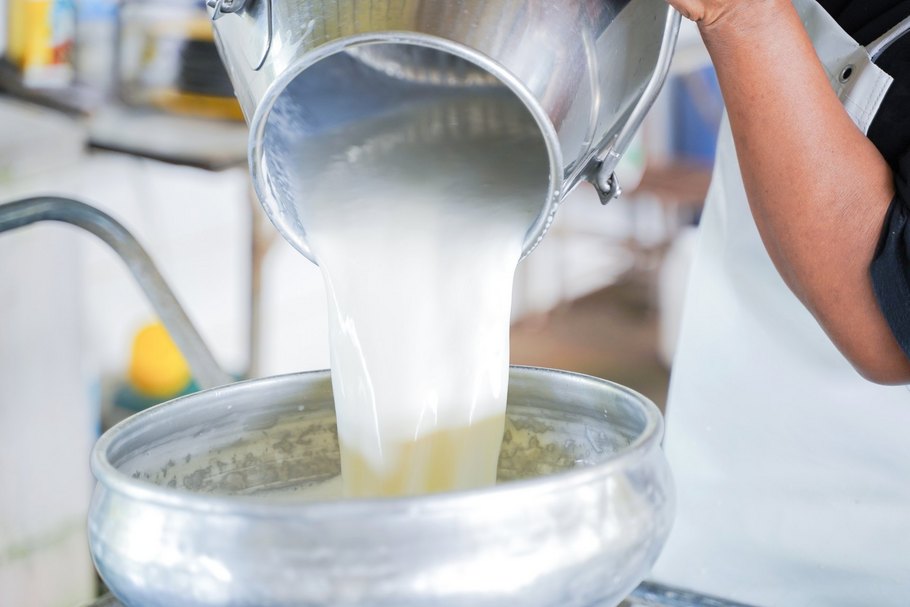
[0,1,722,604]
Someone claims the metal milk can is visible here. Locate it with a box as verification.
[206,0,680,261]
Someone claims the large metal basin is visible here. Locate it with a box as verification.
[89,366,674,607]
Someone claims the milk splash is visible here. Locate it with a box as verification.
[295,90,549,496]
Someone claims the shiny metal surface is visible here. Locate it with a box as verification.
[0,197,231,390]
[88,581,758,607]
[89,367,674,607]
[207,0,252,19]
[208,0,680,262]
[628,582,758,607]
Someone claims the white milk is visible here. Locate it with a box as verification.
[295,92,549,496]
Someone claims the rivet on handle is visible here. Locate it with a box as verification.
[596,171,622,205]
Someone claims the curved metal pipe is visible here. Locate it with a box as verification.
[0,196,232,390]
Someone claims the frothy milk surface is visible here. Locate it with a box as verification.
[295,91,549,497]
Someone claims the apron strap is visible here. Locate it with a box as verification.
[868,14,910,62]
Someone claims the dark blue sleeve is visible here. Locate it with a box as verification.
[871,149,910,360]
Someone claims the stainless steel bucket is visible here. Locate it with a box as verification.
[89,366,674,607]
[208,0,680,261]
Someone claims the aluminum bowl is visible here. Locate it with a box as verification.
[89,366,674,607]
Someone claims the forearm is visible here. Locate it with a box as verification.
[699,0,910,383]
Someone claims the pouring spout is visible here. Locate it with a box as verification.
[0,196,233,390]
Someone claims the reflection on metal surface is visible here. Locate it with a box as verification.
[88,581,758,607]
[207,0,680,261]
[346,44,500,87]
[89,368,672,607]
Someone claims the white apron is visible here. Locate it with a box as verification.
[652,2,910,605]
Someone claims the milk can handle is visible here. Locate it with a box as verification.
[590,8,681,204]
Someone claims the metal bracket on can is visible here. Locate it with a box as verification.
[596,170,622,205]
[207,0,248,20]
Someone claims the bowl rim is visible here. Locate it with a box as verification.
[91,366,664,518]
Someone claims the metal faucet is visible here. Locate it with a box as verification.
[0,196,232,390]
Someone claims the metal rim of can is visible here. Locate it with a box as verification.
[246,32,565,264]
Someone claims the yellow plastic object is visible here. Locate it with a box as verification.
[7,0,75,86]
[128,322,192,398]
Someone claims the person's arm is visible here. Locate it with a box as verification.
[667,0,910,384]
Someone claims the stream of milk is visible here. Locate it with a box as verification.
[295,91,549,497]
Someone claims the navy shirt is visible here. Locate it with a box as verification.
[820,1,910,360]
